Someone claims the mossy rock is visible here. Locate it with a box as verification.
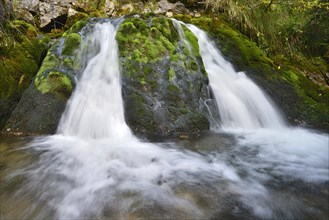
[4,22,84,134]
[116,16,179,63]
[118,15,211,137]
[35,71,73,99]
[62,33,82,56]
[65,12,89,31]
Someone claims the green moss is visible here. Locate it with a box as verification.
[64,12,89,31]
[168,67,175,81]
[143,65,153,75]
[62,33,81,56]
[10,20,38,41]
[63,18,91,35]
[35,71,73,99]
[117,18,166,63]
[168,84,179,93]
[36,51,61,78]
[116,16,184,65]
[63,57,74,67]
[151,17,171,39]
[140,77,146,86]
[0,18,49,101]
[182,26,200,57]
[179,16,273,70]
[0,44,42,99]
[186,60,198,71]
[0,64,16,98]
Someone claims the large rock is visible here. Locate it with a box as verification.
[3,20,88,134]
[116,15,211,137]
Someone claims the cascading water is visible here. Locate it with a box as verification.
[1,19,328,220]
[57,20,132,140]
[177,21,287,130]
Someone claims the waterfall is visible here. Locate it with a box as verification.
[2,18,328,220]
[176,21,287,130]
[57,20,132,140]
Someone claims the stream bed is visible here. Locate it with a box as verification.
[1,128,328,220]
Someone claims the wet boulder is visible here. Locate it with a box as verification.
[116,15,211,137]
[3,20,88,134]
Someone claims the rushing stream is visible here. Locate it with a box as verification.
[1,19,328,220]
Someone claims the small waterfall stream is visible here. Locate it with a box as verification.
[0,19,328,220]
[57,21,132,140]
[185,23,286,130]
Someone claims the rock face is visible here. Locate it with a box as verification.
[4,16,211,137]
[11,0,194,31]
[4,20,88,134]
[116,16,210,137]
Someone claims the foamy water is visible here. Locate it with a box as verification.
[186,23,286,130]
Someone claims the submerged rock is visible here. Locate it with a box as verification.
[116,16,210,137]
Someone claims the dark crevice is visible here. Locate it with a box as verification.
[29,10,37,17]
[41,14,67,33]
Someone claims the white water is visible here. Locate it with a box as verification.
[2,19,328,220]
[186,24,286,130]
[57,21,132,140]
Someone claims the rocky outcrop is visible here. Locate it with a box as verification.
[4,16,212,137]
[116,15,210,137]
[10,0,199,32]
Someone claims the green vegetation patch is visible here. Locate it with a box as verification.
[182,26,200,57]
[176,15,273,69]
[62,33,82,56]
[116,16,179,63]
[35,71,73,99]
[0,19,50,99]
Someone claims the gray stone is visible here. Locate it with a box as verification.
[13,0,39,12]
[39,2,68,28]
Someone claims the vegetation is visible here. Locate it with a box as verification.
[0,16,49,128]
[202,0,328,58]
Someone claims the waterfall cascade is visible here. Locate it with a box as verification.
[180,22,287,130]
[57,21,132,140]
